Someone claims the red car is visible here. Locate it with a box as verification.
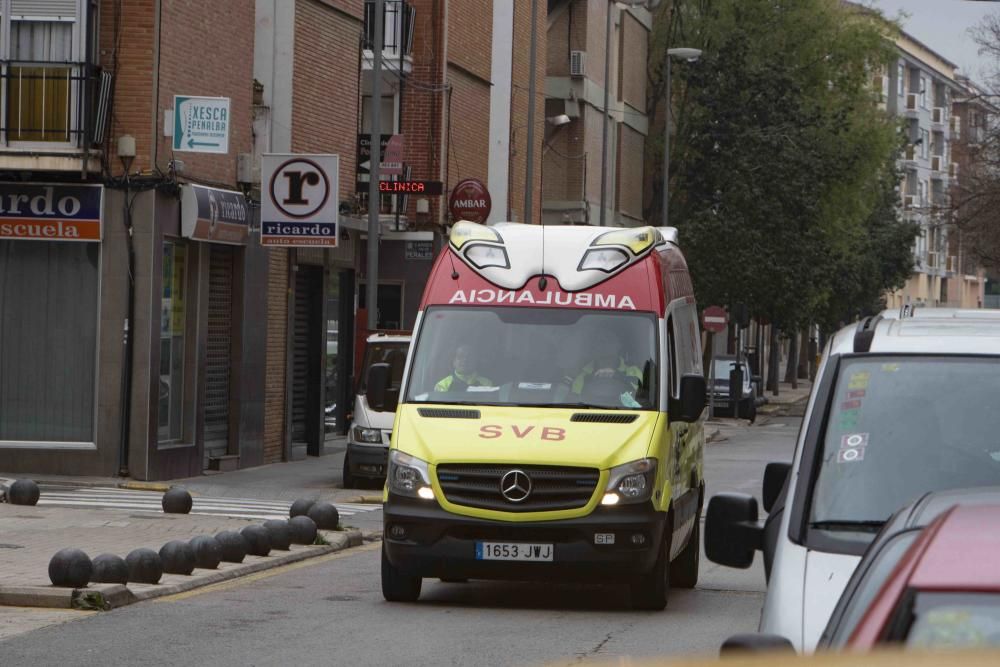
[836,502,1000,649]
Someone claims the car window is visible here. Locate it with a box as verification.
[824,530,920,649]
[809,356,1000,536]
[903,593,1000,649]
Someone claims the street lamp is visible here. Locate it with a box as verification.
[662,47,701,227]
[599,0,648,227]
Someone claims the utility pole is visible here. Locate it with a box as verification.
[524,0,539,224]
[367,0,384,331]
[599,2,612,227]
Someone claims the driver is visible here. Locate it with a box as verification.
[435,345,492,392]
[570,331,643,401]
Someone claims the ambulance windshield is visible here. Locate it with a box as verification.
[405,306,658,410]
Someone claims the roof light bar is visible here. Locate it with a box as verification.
[591,226,662,255]
[450,220,502,250]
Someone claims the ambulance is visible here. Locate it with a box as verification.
[367,221,707,610]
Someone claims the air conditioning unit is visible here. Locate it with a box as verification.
[904,194,918,208]
[569,50,586,78]
[904,145,917,161]
[932,107,946,124]
[951,115,962,137]
[930,155,943,172]
[906,93,918,111]
[927,251,939,268]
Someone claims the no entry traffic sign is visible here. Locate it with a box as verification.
[702,305,728,334]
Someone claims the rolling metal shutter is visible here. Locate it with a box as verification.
[204,245,234,466]
[11,0,77,19]
[291,266,322,453]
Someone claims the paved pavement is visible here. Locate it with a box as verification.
[0,417,800,661]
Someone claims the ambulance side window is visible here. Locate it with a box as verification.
[667,315,678,399]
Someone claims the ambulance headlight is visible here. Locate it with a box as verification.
[464,243,510,270]
[605,458,657,504]
[388,450,434,499]
[578,248,629,273]
[591,226,661,255]
[449,221,502,249]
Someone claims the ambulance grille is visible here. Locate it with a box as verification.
[435,464,600,512]
[570,413,639,424]
[418,408,481,419]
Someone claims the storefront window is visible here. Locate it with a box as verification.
[0,240,98,442]
[158,240,187,444]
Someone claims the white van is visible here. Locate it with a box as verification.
[343,333,411,488]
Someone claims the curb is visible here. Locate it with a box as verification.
[347,495,383,504]
[705,427,722,444]
[0,529,364,610]
[120,481,172,492]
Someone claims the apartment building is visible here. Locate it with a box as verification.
[345,0,545,333]
[542,0,650,227]
[884,32,968,310]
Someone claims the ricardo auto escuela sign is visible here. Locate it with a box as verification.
[0,184,103,242]
[261,154,340,247]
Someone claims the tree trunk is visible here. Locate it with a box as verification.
[784,331,799,389]
[797,327,810,380]
[768,326,781,396]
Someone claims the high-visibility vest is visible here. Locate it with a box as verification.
[571,359,642,394]
[434,371,492,392]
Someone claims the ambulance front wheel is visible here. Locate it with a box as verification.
[381,544,422,602]
[629,530,670,611]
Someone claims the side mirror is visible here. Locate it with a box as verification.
[673,374,706,423]
[365,362,390,411]
[762,462,791,514]
[720,633,795,655]
[705,493,761,568]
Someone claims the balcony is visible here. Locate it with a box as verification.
[362,1,415,77]
[0,61,110,173]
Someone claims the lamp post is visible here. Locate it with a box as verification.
[662,47,701,227]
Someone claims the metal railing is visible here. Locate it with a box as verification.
[363,1,414,58]
[0,61,110,149]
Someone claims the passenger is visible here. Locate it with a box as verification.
[434,345,492,392]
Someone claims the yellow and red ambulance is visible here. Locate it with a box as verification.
[372,221,707,610]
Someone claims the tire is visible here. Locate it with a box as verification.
[381,544,422,602]
[670,518,700,589]
[630,530,670,611]
[342,454,355,489]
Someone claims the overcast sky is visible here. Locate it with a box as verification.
[868,0,1000,82]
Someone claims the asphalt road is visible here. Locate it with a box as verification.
[0,416,798,666]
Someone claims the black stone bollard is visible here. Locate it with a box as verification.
[241,525,271,557]
[159,540,196,575]
[125,548,163,584]
[289,498,315,518]
[9,479,40,506]
[161,487,193,514]
[189,535,223,569]
[288,515,318,545]
[215,531,249,563]
[90,554,129,584]
[262,520,292,551]
[48,548,92,588]
[307,502,340,530]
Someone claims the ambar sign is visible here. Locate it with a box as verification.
[449,178,491,224]
[0,184,103,242]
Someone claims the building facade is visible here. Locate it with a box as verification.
[541,0,650,227]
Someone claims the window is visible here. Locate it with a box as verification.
[0,240,99,442]
[919,76,928,108]
[158,240,188,444]
[0,1,86,145]
[897,63,905,96]
[920,129,929,159]
[905,593,1000,649]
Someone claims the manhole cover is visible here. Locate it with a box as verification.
[0,543,24,549]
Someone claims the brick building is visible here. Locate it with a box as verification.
[542,0,650,227]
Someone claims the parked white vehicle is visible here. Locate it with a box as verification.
[705,310,1000,653]
[343,334,411,489]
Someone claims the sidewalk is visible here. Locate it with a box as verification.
[0,502,362,610]
[757,375,813,416]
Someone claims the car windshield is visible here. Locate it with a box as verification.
[404,306,658,410]
[710,359,748,384]
[810,356,1000,531]
[906,593,1000,649]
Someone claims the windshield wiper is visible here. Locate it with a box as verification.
[809,519,886,533]
[529,402,630,410]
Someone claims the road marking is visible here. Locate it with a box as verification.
[154,541,382,603]
[36,488,379,521]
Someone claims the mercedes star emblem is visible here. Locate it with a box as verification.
[500,469,532,503]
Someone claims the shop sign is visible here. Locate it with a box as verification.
[180,184,249,245]
[449,178,491,223]
[261,154,340,247]
[0,183,103,242]
[405,241,434,260]
[172,95,230,154]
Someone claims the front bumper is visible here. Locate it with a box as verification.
[346,443,389,479]
[383,495,667,582]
